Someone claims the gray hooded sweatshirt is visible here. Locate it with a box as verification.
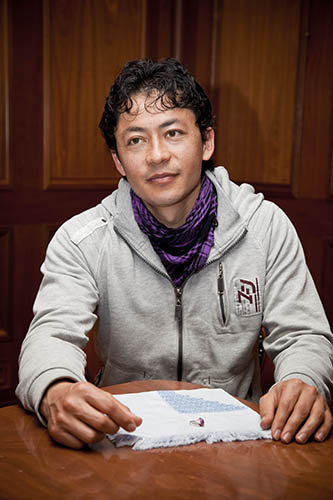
[16,167,333,422]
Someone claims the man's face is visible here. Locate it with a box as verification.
[112,92,215,228]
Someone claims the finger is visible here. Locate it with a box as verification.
[277,386,319,443]
[280,396,323,444]
[48,428,86,450]
[102,395,142,432]
[68,418,106,444]
[314,407,333,442]
[260,384,300,439]
[259,390,278,430]
[83,388,142,432]
[48,401,107,446]
[61,382,141,433]
[269,384,310,441]
[49,427,86,449]
[80,407,127,435]
[116,400,143,427]
[62,395,122,435]
[294,403,332,444]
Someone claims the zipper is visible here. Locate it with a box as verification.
[175,287,183,381]
[114,225,247,382]
[217,262,226,324]
[114,226,185,381]
[211,228,248,325]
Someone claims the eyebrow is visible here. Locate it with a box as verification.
[122,119,181,136]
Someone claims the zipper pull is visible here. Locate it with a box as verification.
[217,262,226,324]
[175,288,182,322]
[217,262,224,294]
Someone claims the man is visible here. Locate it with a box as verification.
[16,58,333,449]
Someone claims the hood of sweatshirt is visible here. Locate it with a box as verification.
[101,166,264,264]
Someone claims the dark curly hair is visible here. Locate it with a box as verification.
[99,58,215,171]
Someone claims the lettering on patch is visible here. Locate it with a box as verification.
[234,278,261,315]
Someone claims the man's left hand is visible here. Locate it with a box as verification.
[259,378,332,444]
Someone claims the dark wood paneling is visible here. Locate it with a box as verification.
[145,0,176,59]
[43,0,147,189]
[214,0,301,186]
[10,0,43,191]
[0,224,46,405]
[1,0,332,406]
[0,360,10,393]
[267,197,333,329]
[0,228,11,341]
[176,0,217,97]
[297,0,333,199]
[145,0,218,102]
[0,0,10,188]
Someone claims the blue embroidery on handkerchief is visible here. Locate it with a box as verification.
[158,391,245,414]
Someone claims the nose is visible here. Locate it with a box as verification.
[146,137,171,165]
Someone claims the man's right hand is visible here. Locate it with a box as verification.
[40,380,142,449]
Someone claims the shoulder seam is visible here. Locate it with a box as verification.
[71,217,108,245]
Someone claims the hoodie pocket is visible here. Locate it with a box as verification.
[99,359,153,386]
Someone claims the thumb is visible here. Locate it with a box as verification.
[259,389,278,429]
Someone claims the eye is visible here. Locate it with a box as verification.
[127,137,143,146]
[166,129,182,138]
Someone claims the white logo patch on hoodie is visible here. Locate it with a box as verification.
[234,278,261,316]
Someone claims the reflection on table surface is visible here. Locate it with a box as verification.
[0,380,332,499]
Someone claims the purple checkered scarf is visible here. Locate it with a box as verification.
[131,174,218,286]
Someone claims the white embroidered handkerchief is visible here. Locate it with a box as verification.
[107,388,272,450]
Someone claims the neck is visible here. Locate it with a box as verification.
[144,186,201,228]
[145,204,189,228]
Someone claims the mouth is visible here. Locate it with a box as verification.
[147,172,178,184]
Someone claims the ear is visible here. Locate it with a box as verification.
[111,151,126,177]
[202,128,215,161]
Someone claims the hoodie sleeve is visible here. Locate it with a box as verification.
[15,218,102,424]
[253,201,333,402]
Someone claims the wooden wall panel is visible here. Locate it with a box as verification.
[0,228,11,341]
[0,227,13,404]
[145,0,176,59]
[0,361,10,392]
[214,0,301,186]
[43,0,147,189]
[145,0,219,122]
[0,0,10,188]
[175,0,218,98]
[296,0,333,199]
[0,224,48,405]
[1,0,332,406]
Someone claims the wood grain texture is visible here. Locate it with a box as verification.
[266,196,333,328]
[214,0,301,186]
[43,0,147,189]
[145,0,176,59]
[1,0,333,407]
[0,361,10,391]
[176,0,217,96]
[1,380,333,500]
[297,0,333,199]
[0,228,11,341]
[146,0,218,101]
[0,0,10,187]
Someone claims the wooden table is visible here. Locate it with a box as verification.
[0,380,332,499]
